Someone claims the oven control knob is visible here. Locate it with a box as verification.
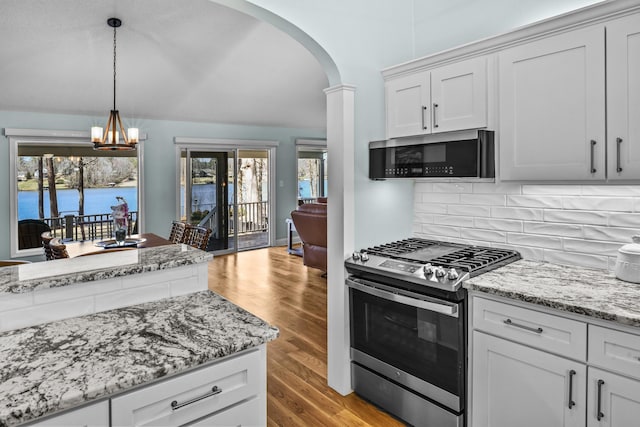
[447,268,459,280]
[352,252,361,261]
[423,263,434,276]
[360,251,369,262]
[435,267,446,278]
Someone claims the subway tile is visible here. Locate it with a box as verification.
[413,213,435,224]
[507,233,563,250]
[433,215,475,227]
[33,280,116,305]
[420,224,461,239]
[543,209,608,226]
[522,185,582,195]
[581,185,640,196]
[524,222,583,238]
[562,238,621,257]
[473,218,523,232]
[493,243,544,261]
[609,213,640,227]
[433,183,472,193]
[460,194,506,206]
[423,193,461,204]
[472,182,522,194]
[460,228,506,243]
[543,249,609,270]
[414,182,434,194]
[507,195,563,209]
[448,204,492,217]
[562,196,634,212]
[491,206,543,221]
[170,278,207,297]
[121,265,194,289]
[582,226,638,243]
[414,203,448,214]
[95,284,171,313]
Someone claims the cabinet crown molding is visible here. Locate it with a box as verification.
[383,0,640,79]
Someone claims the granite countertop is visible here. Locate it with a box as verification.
[465,259,640,328]
[0,290,279,427]
[0,244,212,295]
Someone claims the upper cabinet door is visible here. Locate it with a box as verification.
[431,56,487,133]
[607,13,640,180]
[499,25,606,180]
[385,71,430,138]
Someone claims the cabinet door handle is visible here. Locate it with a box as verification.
[503,318,543,334]
[597,379,605,421]
[568,370,576,409]
[617,137,623,173]
[171,385,222,411]
[590,140,597,174]
[433,103,439,128]
[421,106,427,130]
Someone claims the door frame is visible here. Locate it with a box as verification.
[174,137,278,253]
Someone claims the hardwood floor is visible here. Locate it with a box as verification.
[207,246,404,427]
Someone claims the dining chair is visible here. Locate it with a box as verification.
[168,221,187,244]
[49,238,70,260]
[184,225,212,251]
[41,231,54,261]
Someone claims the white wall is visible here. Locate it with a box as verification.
[414,182,640,270]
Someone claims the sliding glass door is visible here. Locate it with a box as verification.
[178,146,272,254]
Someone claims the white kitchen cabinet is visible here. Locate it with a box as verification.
[587,368,640,427]
[110,346,266,426]
[499,25,606,180]
[606,13,640,180]
[27,400,109,427]
[472,331,586,427]
[385,56,487,138]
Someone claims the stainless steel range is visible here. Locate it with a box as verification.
[345,238,520,427]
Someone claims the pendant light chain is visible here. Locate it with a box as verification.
[113,23,117,112]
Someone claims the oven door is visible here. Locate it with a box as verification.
[347,277,465,413]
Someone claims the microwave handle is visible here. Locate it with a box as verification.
[347,278,459,318]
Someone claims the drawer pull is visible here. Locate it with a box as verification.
[171,386,222,411]
[503,318,543,334]
[597,379,605,421]
[568,370,576,409]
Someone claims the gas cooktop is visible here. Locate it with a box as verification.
[345,238,521,294]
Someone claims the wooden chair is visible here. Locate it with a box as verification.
[168,221,187,244]
[184,225,212,251]
[41,231,54,261]
[49,238,70,260]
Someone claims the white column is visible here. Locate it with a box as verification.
[324,84,355,395]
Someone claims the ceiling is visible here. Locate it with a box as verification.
[0,0,329,129]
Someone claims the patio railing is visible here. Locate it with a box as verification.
[42,211,138,241]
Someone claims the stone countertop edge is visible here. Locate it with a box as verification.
[0,244,214,295]
[464,259,640,329]
[0,290,279,427]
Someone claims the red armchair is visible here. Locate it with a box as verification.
[291,203,327,272]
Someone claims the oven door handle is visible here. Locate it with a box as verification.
[347,279,459,318]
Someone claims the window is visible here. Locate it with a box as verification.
[7,129,144,258]
[296,139,327,204]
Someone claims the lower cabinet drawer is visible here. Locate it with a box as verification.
[589,325,640,380]
[111,348,262,426]
[473,296,587,360]
[190,396,262,426]
[27,400,109,427]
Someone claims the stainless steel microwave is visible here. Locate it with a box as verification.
[369,129,494,179]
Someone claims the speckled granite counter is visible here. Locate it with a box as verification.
[465,259,640,328]
[0,244,212,294]
[0,290,279,427]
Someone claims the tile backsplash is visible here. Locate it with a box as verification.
[413,182,640,270]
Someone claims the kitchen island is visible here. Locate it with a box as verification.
[0,244,279,426]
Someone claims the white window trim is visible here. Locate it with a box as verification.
[5,128,146,258]
[174,137,279,250]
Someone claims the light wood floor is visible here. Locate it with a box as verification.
[207,246,404,427]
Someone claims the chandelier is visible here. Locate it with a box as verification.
[91,17,139,151]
